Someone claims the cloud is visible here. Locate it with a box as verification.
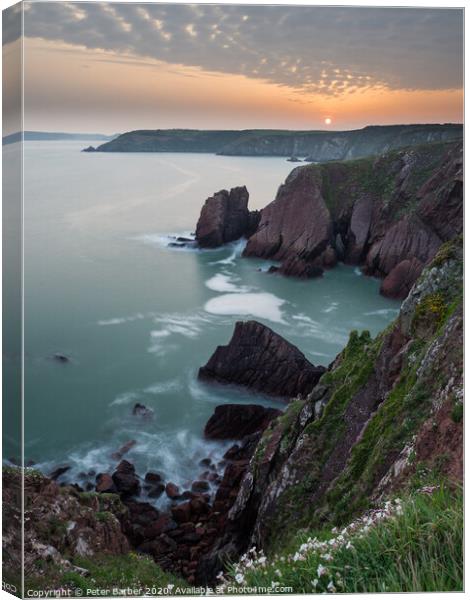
[13,2,464,95]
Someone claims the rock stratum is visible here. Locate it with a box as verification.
[241,141,462,297]
[199,320,326,399]
[90,124,461,159]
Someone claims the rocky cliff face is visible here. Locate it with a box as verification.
[212,241,462,559]
[195,186,260,248]
[244,141,462,297]
[199,320,326,399]
[94,125,462,158]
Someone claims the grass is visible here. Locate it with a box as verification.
[25,553,188,596]
[224,486,462,593]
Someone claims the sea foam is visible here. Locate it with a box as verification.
[204,292,286,323]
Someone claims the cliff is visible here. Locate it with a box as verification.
[204,238,462,576]
[91,125,462,158]
[244,141,462,297]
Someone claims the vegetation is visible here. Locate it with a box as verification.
[224,486,462,593]
[25,553,187,597]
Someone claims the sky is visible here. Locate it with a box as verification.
[2,1,464,134]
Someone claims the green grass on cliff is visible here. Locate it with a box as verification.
[225,486,462,593]
[25,553,188,597]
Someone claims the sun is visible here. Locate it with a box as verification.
[324,117,332,125]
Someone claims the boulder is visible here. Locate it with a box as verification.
[144,472,162,484]
[195,186,260,248]
[111,440,136,461]
[191,481,210,493]
[112,460,140,498]
[95,473,117,494]
[199,320,326,399]
[171,501,192,524]
[132,403,154,419]
[204,405,281,440]
[52,353,70,364]
[165,482,181,499]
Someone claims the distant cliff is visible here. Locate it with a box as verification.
[91,124,462,159]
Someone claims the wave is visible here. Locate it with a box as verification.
[204,292,286,324]
[98,312,148,326]
[363,308,400,317]
[210,238,247,266]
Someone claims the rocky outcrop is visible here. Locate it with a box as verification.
[195,187,260,248]
[243,167,334,277]
[213,242,462,557]
[199,320,326,399]
[243,141,462,297]
[204,404,282,439]
[3,468,130,585]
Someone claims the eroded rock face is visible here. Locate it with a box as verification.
[195,186,260,248]
[204,404,282,439]
[199,320,326,399]
[241,142,462,298]
[243,167,333,276]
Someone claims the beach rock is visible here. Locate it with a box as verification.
[191,481,210,493]
[144,472,162,484]
[171,501,192,524]
[204,405,281,440]
[243,167,334,273]
[82,146,96,152]
[49,465,71,481]
[195,186,260,248]
[52,353,70,364]
[199,320,326,399]
[132,403,154,419]
[165,482,181,499]
[111,439,136,461]
[95,473,117,494]
[112,460,140,498]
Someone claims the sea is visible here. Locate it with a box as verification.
[8,140,400,505]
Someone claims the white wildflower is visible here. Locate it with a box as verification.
[327,581,336,593]
[235,573,245,585]
[317,564,328,577]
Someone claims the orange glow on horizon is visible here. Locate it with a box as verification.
[22,39,463,134]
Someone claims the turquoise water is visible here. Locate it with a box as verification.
[20,141,400,503]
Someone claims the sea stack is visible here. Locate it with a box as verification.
[195,186,260,248]
[198,320,326,399]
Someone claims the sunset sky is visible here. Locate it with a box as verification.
[3,2,464,134]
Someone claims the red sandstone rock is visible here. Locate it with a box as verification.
[199,320,326,399]
[195,186,259,248]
